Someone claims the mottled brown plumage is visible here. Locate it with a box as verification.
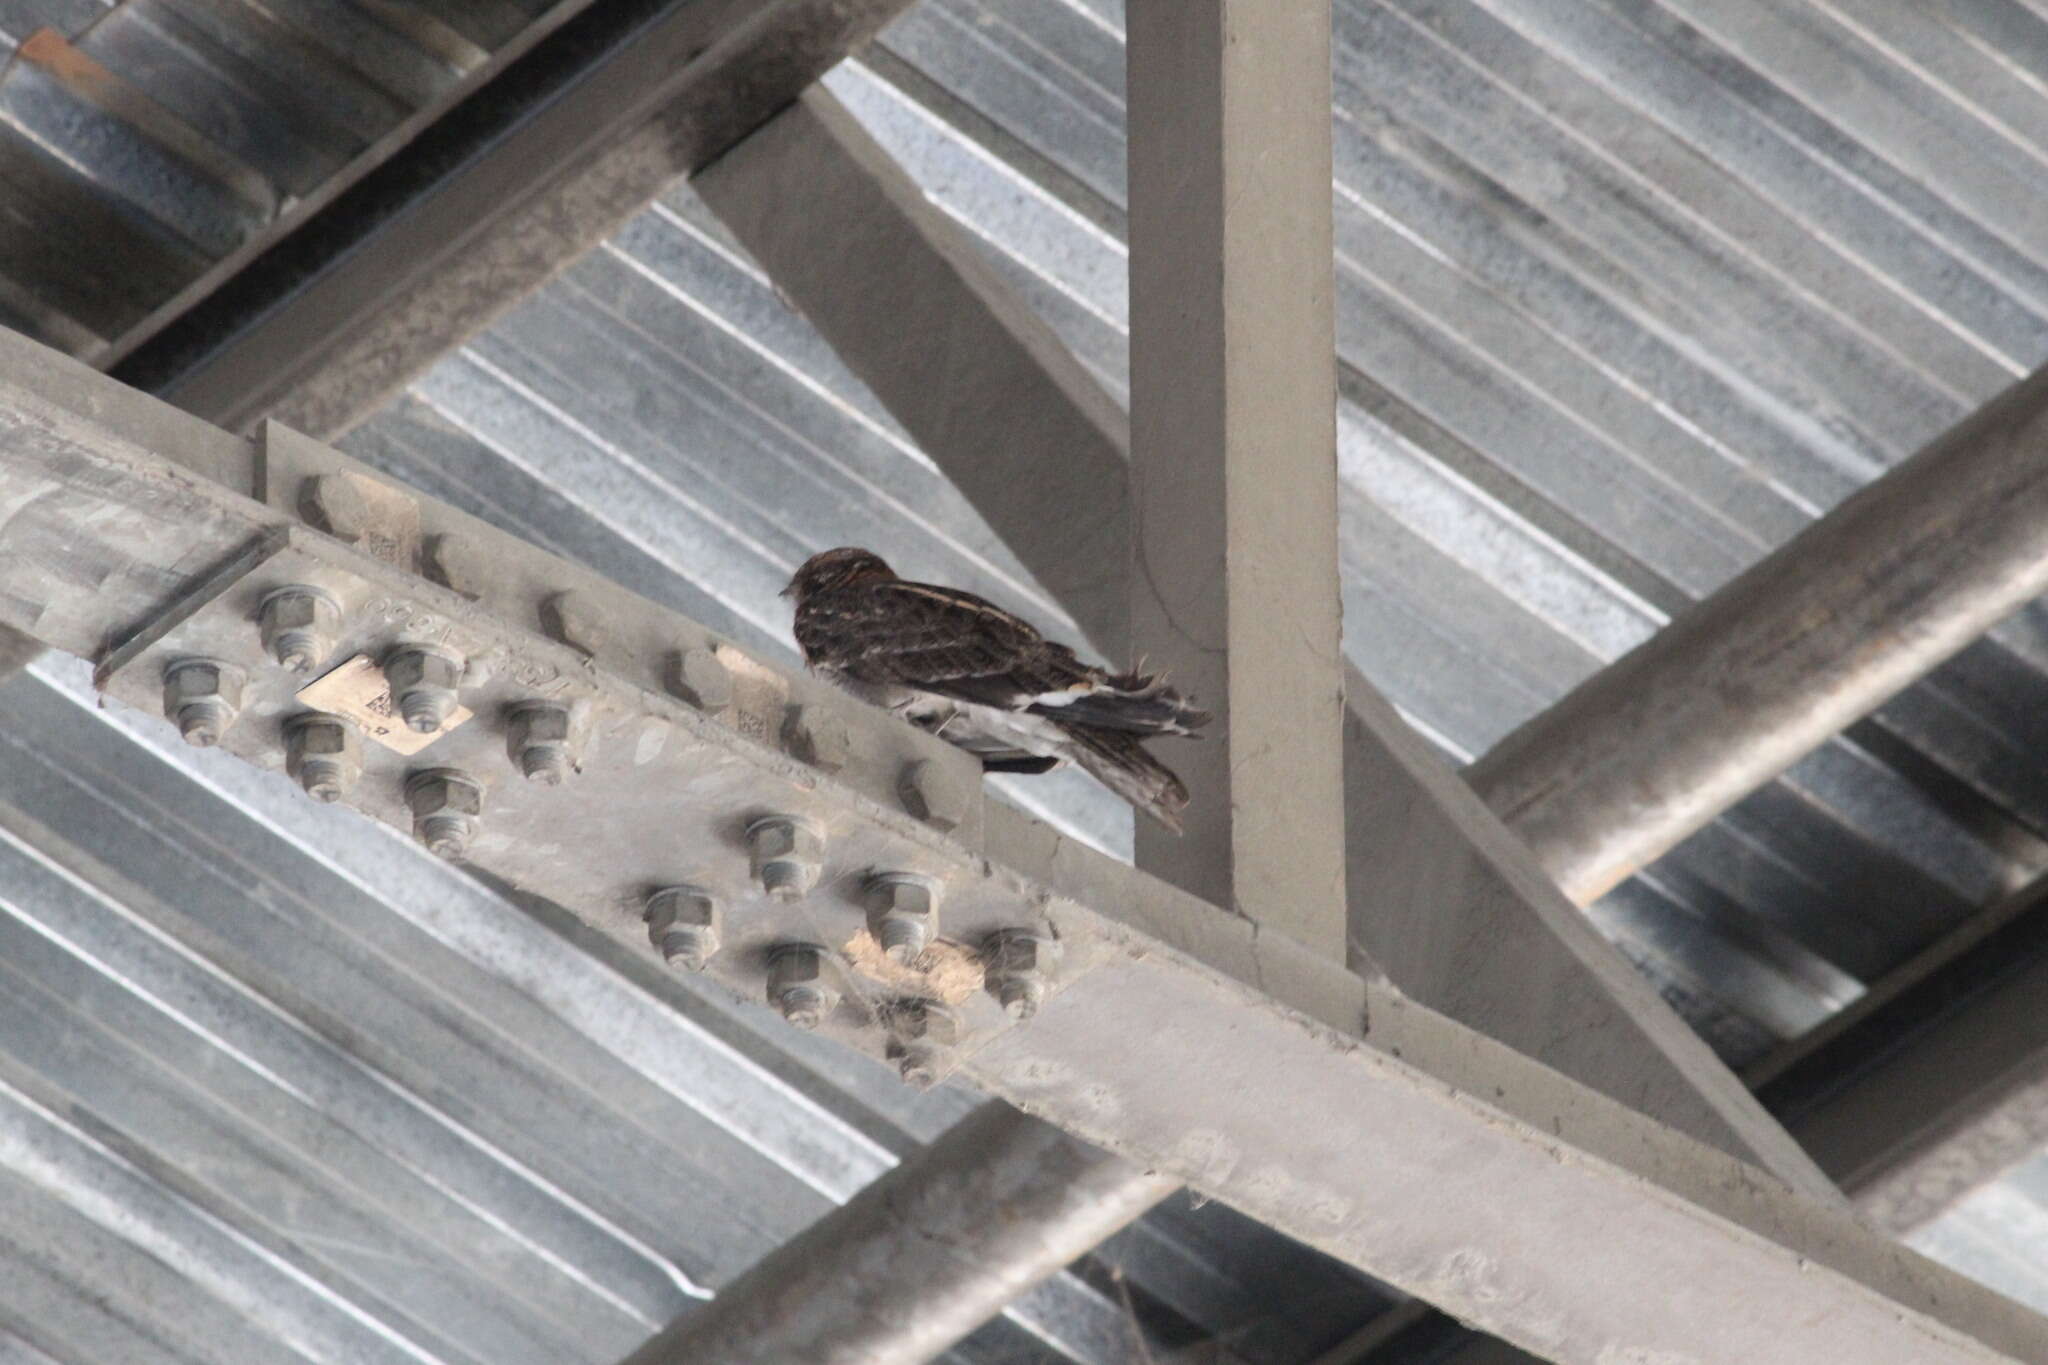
[782,548,1208,831]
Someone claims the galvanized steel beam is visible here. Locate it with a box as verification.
[3,323,2044,1365]
[1124,0,1347,955]
[617,1102,1177,1364]
[140,0,918,442]
[1465,365,2048,907]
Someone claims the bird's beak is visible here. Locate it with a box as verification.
[778,581,797,599]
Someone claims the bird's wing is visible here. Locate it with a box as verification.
[798,577,1207,736]
[799,579,1087,704]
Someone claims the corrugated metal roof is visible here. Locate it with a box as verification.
[0,0,588,363]
[8,0,2048,1355]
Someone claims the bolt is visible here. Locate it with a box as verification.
[864,872,940,966]
[299,474,372,543]
[506,701,577,786]
[422,534,489,600]
[898,759,972,832]
[162,658,244,748]
[885,999,961,1089]
[541,590,612,657]
[984,929,1055,1021]
[783,704,852,773]
[670,646,732,713]
[258,586,340,674]
[384,644,464,734]
[886,997,962,1046]
[405,768,483,860]
[766,944,838,1030]
[644,885,720,971]
[747,815,824,903]
[284,712,360,803]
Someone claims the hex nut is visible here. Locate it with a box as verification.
[670,646,732,713]
[644,885,720,971]
[766,944,838,1030]
[886,1000,962,1089]
[783,704,853,774]
[541,590,612,657]
[284,712,360,803]
[506,701,577,786]
[384,645,464,734]
[898,759,972,832]
[404,767,483,860]
[162,658,245,748]
[259,586,340,674]
[984,930,1056,1021]
[864,872,940,965]
[748,815,824,903]
[885,998,962,1048]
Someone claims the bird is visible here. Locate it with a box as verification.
[782,547,1210,831]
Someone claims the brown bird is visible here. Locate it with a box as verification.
[782,547,1209,831]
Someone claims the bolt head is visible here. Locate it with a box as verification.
[422,534,489,599]
[405,768,483,818]
[898,759,972,832]
[671,647,732,712]
[541,591,612,656]
[300,474,372,541]
[784,705,853,773]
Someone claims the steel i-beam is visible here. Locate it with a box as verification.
[3,328,2046,1364]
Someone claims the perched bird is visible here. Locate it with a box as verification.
[783,547,1210,831]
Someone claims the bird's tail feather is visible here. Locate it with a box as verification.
[1031,672,1211,738]
[1060,725,1190,833]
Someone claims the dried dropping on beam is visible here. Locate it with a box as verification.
[783,547,1210,831]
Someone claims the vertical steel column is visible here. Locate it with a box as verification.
[1127,0,1346,955]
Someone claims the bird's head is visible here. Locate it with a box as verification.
[782,547,897,601]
